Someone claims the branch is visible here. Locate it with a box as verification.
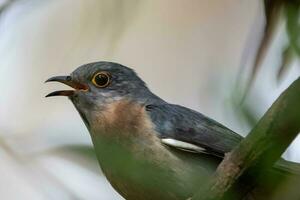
[193,77,300,200]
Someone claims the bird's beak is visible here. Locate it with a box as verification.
[45,76,88,97]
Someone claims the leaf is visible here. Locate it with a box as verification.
[35,144,101,175]
[285,1,300,56]
[277,45,294,81]
[0,0,17,17]
[239,0,300,97]
[246,0,284,90]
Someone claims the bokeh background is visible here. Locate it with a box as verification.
[0,0,299,199]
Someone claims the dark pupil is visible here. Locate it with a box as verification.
[95,74,109,86]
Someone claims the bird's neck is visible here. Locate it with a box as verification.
[88,99,158,142]
[84,99,177,166]
[128,87,165,105]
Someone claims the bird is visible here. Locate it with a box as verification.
[46,61,300,200]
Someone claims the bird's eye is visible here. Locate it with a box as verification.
[92,72,111,88]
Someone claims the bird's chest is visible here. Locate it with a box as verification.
[88,101,191,199]
[91,131,188,200]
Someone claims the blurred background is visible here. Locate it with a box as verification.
[0,0,299,199]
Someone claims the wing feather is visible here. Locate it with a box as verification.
[146,103,243,157]
[146,103,300,175]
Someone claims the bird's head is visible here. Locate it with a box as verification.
[46,61,159,128]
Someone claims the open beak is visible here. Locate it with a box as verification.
[45,76,88,97]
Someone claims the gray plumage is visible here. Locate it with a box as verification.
[46,61,300,200]
[146,103,242,157]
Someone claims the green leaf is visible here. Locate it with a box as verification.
[285,1,300,56]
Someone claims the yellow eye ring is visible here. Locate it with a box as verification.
[92,72,111,88]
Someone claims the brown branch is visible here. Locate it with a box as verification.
[192,77,300,200]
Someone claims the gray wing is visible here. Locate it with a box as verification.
[146,103,300,176]
[146,103,243,157]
